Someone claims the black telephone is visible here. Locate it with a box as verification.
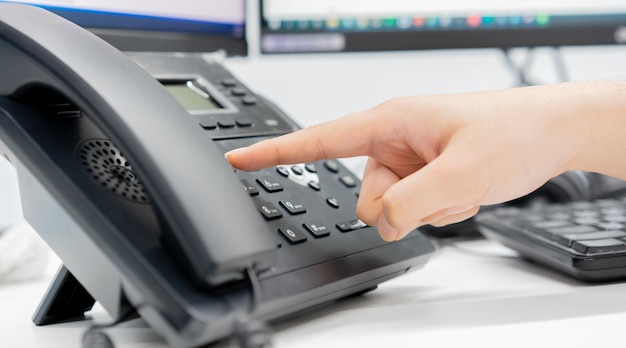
[0,4,434,347]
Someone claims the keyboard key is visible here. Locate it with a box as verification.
[598,222,625,230]
[556,230,626,247]
[546,225,598,236]
[572,239,626,254]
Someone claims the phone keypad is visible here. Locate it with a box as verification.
[238,161,367,247]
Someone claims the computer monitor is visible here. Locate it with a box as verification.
[0,0,247,55]
[260,0,626,54]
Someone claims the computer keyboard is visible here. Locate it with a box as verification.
[475,194,626,282]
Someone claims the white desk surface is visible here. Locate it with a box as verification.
[1,46,626,347]
[3,239,626,348]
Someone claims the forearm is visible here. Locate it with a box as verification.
[561,80,626,179]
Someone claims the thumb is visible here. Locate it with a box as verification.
[379,153,483,240]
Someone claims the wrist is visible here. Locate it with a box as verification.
[562,80,626,178]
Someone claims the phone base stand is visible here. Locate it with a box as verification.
[32,265,97,325]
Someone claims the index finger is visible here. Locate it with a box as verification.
[225,107,382,171]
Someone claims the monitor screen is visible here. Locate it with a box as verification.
[1,0,247,55]
[260,0,626,53]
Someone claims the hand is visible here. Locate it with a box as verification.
[226,81,626,241]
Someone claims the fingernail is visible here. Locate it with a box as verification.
[378,215,399,242]
[224,147,244,160]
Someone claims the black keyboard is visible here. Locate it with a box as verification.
[475,194,626,282]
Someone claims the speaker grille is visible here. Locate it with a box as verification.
[77,139,150,204]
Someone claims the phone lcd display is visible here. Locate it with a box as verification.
[163,82,221,111]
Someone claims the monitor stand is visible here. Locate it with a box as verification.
[501,46,569,86]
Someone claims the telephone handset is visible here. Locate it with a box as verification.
[0,4,435,347]
[0,3,276,286]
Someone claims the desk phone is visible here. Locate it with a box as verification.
[0,4,435,347]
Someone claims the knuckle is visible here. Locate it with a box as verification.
[380,185,406,227]
[355,197,379,226]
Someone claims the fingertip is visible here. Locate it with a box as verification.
[224,147,247,168]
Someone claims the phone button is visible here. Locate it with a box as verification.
[256,202,283,220]
[303,221,331,238]
[240,179,259,196]
[324,160,340,173]
[279,226,308,244]
[257,178,284,192]
[336,219,368,232]
[339,175,357,188]
[279,200,306,215]
[199,120,217,129]
[242,96,258,105]
[217,119,236,128]
[326,197,340,209]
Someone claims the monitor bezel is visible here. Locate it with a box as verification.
[259,1,626,54]
[21,4,249,56]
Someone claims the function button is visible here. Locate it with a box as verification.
[326,197,340,209]
[220,78,237,87]
[291,165,304,176]
[308,181,321,191]
[303,221,331,238]
[240,179,259,196]
[242,96,258,105]
[339,175,357,188]
[305,163,317,173]
[236,119,253,127]
[256,201,283,220]
[256,178,284,192]
[324,160,340,173]
[279,200,307,215]
[199,120,217,130]
[336,219,368,233]
[276,166,290,177]
[278,226,308,244]
[217,119,236,128]
[231,87,247,96]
